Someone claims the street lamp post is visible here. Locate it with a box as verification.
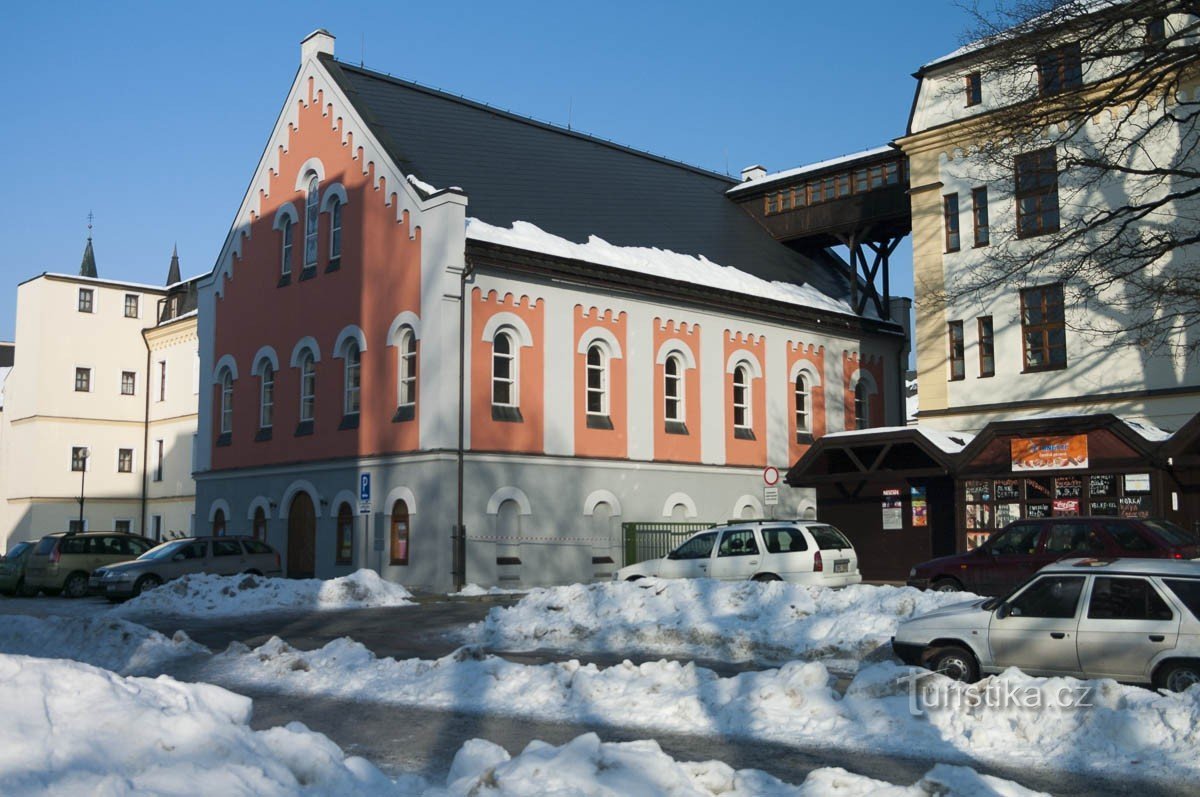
[77,448,89,532]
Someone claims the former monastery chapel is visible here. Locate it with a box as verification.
[194,31,908,591]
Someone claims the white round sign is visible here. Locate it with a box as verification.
[763,466,780,486]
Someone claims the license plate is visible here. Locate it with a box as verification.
[834,560,849,573]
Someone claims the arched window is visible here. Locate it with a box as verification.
[336,502,353,564]
[259,364,275,429]
[390,500,409,565]
[219,369,234,435]
[252,506,267,541]
[795,373,810,435]
[212,508,226,537]
[304,174,319,267]
[328,196,342,261]
[496,499,521,539]
[492,330,516,407]
[299,351,316,423]
[343,341,361,416]
[398,329,417,409]
[664,354,683,423]
[280,217,294,277]
[732,364,751,430]
[855,381,869,429]
[585,343,607,417]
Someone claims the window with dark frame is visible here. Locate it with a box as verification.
[1015,148,1060,238]
[1146,16,1167,47]
[390,500,410,566]
[259,364,275,429]
[121,370,136,396]
[71,446,87,472]
[732,364,751,432]
[329,197,343,261]
[664,354,684,426]
[343,341,361,416]
[854,382,869,429]
[124,294,139,318]
[78,288,93,313]
[304,174,320,268]
[280,217,294,277]
[978,316,995,377]
[948,321,966,381]
[336,503,354,564]
[1020,284,1067,371]
[1037,41,1083,96]
[943,193,960,252]
[154,439,164,482]
[299,352,316,422]
[219,370,233,434]
[965,72,982,106]
[972,187,990,246]
[75,367,91,392]
[118,448,133,473]
[158,360,167,402]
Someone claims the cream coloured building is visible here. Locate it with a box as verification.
[897,4,1200,433]
[0,243,199,551]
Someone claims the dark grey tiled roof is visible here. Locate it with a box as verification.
[321,56,852,305]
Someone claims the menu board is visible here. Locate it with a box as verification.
[995,503,1022,526]
[882,489,903,530]
[964,480,992,503]
[1090,499,1119,516]
[1089,474,1117,497]
[1125,474,1151,494]
[1120,495,1151,518]
[1026,477,1055,501]
[995,479,1021,501]
[1055,476,1083,499]
[1026,502,1052,519]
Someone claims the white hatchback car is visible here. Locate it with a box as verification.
[892,558,1200,691]
[615,521,862,586]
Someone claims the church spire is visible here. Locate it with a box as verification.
[166,243,181,285]
[79,212,97,278]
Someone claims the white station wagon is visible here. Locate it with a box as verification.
[892,558,1200,691]
[615,521,862,586]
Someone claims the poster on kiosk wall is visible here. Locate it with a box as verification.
[1011,435,1089,471]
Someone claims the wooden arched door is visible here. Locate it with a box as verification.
[287,492,317,578]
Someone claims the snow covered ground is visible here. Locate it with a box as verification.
[108,568,414,618]
[0,614,206,674]
[467,579,979,669]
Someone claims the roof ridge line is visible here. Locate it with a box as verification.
[326,55,737,185]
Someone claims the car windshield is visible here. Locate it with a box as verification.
[139,540,190,560]
[1143,520,1197,546]
[2,542,31,561]
[807,525,852,550]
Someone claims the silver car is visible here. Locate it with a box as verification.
[892,558,1200,691]
[92,535,282,599]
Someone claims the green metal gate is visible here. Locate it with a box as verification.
[622,521,715,567]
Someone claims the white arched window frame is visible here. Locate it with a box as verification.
[732,364,751,430]
[343,340,361,416]
[492,329,518,408]
[299,350,316,423]
[585,342,608,417]
[304,173,320,268]
[219,368,234,435]
[664,353,684,423]
[398,328,417,408]
[795,373,811,434]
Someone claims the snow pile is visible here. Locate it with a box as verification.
[468,580,978,667]
[451,583,525,597]
[0,614,206,675]
[111,569,414,618]
[466,218,855,316]
[433,733,1047,797]
[203,639,1200,785]
[0,654,414,796]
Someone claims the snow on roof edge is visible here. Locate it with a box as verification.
[726,146,896,195]
[820,425,975,454]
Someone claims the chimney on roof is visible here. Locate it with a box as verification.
[740,165,767,183]
[301,29,335,62]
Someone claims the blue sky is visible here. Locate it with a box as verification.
[0,1,977,341]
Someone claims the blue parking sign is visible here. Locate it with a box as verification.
[360,473,371,502]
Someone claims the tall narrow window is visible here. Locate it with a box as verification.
[398,330,417,409]
[1037,42,1082,96]
[259,364,275,429]
[795,373,810,436]
[1015,148,1059,238]
[75,367,92,392]
[390,500,410,566]
[336,503,353,564]
[585,344,608,418]
[124,294,139,318]
[280,217,294,277]
[121,371,136,396]
[664,354,684,427]
[304,175,320,268]
[212,508,226,537]
[154,439,164,482]
[965,72,982,106]
[948,321,966,381]
[118,448,133,473]
[978,316,995,377]
[732,365,751,431]
[219,370,233,435]
[1021,284,1067,371]
[343,341,361,416]
[158,360,167,402]
[329,196,342,261]
[854,382,869,429]
[972,187,990,247]
[492,331,516,407]
[299,351,316,422]
[71,447,88,472]
[78,288,94,313]
[252,507,267,541]
[152,514,163,542]
[1146,16,1167,47]
[943,193,960,252]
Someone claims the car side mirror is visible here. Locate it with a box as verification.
[995,603,1011,619]
[666,551,680,560]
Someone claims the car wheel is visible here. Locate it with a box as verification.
[133,574,163,597]
[63,572,89,599]
[932,578,963,593]
[925,645,979,683]
[753,573,781,582]
[1157,660,1200,693]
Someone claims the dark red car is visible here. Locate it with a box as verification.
[907,517,1200,596]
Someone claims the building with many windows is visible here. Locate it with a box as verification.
[193,31,909,591]
[0,242,200,550]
